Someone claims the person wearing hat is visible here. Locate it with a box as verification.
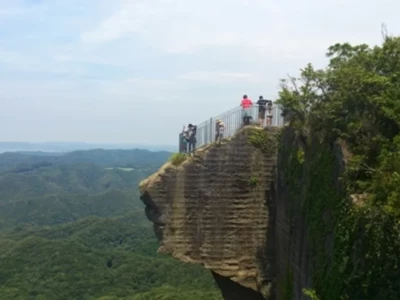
[215,119,225,142]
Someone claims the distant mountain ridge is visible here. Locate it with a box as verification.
[0,141,176,153]
[0,148,171,172]
[0,144,221,299]
[0,148,171,228]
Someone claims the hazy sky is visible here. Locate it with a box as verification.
[0,0,398,145]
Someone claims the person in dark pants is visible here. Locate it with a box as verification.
[256,95,268,127]
[187,123,197,153]
[215,119,225,142]
[240,94,253,125]
[180,126,188,153]
[266,100,273,126]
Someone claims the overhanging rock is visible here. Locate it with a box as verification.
[139,127,280,299]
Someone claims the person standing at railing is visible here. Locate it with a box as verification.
[266,100,273,126]
[187,123,197,154]
[180,125,188,153]
[256,95,267,127]
[215,119,225,142]
[240,94,253,125]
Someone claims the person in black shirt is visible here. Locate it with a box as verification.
[266,100,273,126]
[187,123,197,153]
[256,96,268,127]
[179,126,188,153]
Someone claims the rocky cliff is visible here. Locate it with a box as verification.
[139,125,378,300]
[139,127,279,299]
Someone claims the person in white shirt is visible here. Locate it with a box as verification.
[215,119,225,142]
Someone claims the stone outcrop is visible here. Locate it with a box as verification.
[138,122,369,300]
[139,127,280,299]
[274,128,347,300]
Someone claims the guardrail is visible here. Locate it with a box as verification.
[179,104,284,152]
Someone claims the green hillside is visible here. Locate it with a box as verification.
[0,217,220,300]
[0,189,141,228]
[0,164,139,199]
[0,149,171,172]
[0,149,221,300]
[0,161,146,229]
[58,149,171,169]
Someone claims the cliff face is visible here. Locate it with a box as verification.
[275,128,348,300]
[139,122,399,300]
[139,127,279,299]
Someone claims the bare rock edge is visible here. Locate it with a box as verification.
[139,127,280,300]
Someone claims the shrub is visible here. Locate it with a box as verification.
[248,129,277,155]
[249,176,258,188]
[169,153,187,166]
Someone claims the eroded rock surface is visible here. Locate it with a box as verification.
[139,127,279,299]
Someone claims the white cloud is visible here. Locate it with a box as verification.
[80,0,287,54]
[80,0,400,58]
[2,0,400,144]
[126,78,177,89]
[0,7,25,16]
[0,0,30,16]
[177,71,263,84]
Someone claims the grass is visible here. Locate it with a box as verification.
[169,153,187,166]
[249,176,258,188]
[248,128,277,155]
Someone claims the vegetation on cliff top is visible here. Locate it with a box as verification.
[248,128,279,156]
[169,152,188,166]
[277,30,400,299]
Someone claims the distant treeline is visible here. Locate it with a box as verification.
[0,148,171,172]
[0,148,221,299]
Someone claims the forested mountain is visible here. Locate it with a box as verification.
[0,217,220,300]
[0,142,175,154]
[0,149,221,300]
[0,149,171,172]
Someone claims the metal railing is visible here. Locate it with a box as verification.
[179,104,284,152]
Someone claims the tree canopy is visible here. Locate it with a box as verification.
[277,32,400,299]
[0,149,221,300]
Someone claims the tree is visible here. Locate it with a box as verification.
[277,31,400,299]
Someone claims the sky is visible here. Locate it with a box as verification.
[0,0,399,146]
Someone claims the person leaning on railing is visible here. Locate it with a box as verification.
[256,95,267,127]
[180,125,189,153]
[240,94,253,125]
[266,100,273,126]
[215,119,225,142]
[187,123,197,154]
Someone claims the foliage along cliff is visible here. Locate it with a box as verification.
[276,33,400,300]
[139,127,280,299]
[140,33,400,300]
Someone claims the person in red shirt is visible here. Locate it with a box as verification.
[240,94,253,125]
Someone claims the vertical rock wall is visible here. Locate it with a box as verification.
[139,127,279,299]
[275,128,346,299]
[139,125,348,299]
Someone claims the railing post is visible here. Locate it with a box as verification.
[209,118,213,144]
[177,104,287,152]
